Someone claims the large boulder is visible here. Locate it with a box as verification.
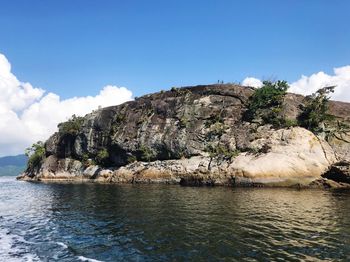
[227,127,336,185]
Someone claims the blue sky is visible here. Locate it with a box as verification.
[1,0,349,98]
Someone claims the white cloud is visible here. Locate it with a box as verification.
[0,54,45,111]
[0,53,133,157]
[241,77,263,88]
[242,65,350,102]
[290,66,350,102]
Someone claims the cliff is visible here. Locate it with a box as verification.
[18,84,350,188]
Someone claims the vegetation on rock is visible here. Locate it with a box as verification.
[25,141,45,169]
[298,86,335,133]
[244,81,339,133]
[206,143,240,161]
[19,83,350,188]
[127,155,137,164]
[244,80,289,127]
[81,153,95,167]
[178,116,189,128]
[58,114,84,136]
[325,121,350,142]
[96,149,109,166]
[139,145,155,162]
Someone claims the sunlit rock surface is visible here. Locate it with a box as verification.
[18,84,350,187]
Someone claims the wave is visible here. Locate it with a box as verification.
[77,256,104,262]
[56,241,68,249]
[0,227,40,262]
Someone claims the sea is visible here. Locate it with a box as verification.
[0,176,350,261]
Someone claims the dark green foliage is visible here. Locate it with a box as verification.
[178,116,189,128]
[284,118,298,128]
[297,86,335,133]
[115,113,125,123]
[139,145,154,162]
[244,80,289,127]
[206,144,240,160]
[25,141,45,169]
[81,153,94,167]
[242,144,272,155]
[58,114,84,136]
[95,149,109,166]
[204,112,227,145]
[243,146,260,155]
[127,155,137,164]
[207,122,227,139]
[205,115,224,128]
[81,153,89,162]
[170,87,191,96]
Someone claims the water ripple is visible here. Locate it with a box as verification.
[1,177,350,261]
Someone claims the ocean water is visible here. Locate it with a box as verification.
[0,176,350,261]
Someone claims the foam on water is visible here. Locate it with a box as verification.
[56,242,68,249]
[0,227,40,262]
[77,256,104,262]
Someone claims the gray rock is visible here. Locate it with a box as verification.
[19,84,350,187]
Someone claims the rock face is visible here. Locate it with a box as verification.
[18,84,350,187]
[322,161,350,184]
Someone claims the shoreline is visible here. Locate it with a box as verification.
[19,85,350,190]
[16,174,350,189]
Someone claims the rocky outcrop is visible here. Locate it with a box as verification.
[18,84,350,188]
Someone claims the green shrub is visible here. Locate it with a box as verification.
[297,86,335,133]
[96,149,109,166]
[127,155,137,163]
[206,121,228,140]
[58,114,84,136]
[205,144,240,160]
[244,80,289,127]
[25,141,46,169]
[179,116,189,128]
[139,145,154,162]
[205,115,224,128]
[284,118,298,127]
[242,144,271,155]
[115,113,125,123]
[243,146,260,155]
[170,87,191,96]
[81,153,93,167]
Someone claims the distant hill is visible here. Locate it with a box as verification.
[0,154,28,176]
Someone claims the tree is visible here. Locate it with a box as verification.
[297,86,335,133]
[25,141,46,169]
[58,114,84,136]
[95,148,109,166]
[244,80,289,127]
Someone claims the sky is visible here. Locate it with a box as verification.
[0,0,349,156]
